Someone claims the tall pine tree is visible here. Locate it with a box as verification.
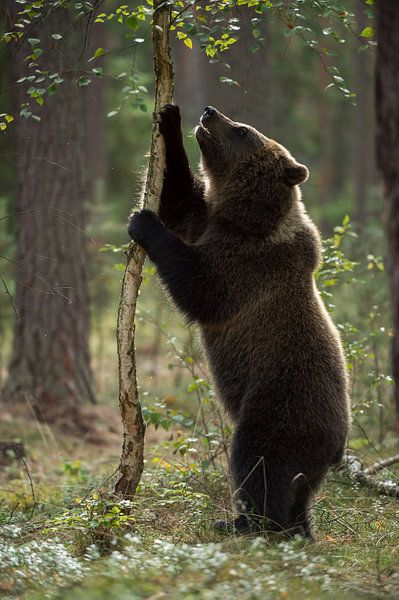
[3,3,95,422]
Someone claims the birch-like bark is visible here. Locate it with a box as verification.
[344,454,399,499]
[115,0,174,498]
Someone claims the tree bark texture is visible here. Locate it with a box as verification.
[375,0,399,419]
[354,0,374,227]
[344,453,399,499]
[84,17,107,203]
[2,4,95,421]
[114,0,174,498]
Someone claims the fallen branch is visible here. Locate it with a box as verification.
[363,453,399,476]
[114,0,174,499]
[344,453,399,499]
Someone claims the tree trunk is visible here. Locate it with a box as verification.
[2,4,95,422]
[114,0,174,498]
[375,0,399,420]
[354,0,374,227]
[84,17,107,204]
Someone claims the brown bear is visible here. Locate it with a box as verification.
[128,104,351,539]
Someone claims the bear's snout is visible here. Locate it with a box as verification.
[203,106,217,118]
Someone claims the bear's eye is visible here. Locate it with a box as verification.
[237,127,248,137]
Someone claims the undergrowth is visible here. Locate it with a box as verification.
[0,434,399,599]
[1,218,399,599]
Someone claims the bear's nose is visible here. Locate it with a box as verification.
[203,106,216,117]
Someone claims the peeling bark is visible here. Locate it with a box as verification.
[114,0,174,498]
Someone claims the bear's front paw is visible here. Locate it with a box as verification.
[157,104,181,137]
[128,209,163,249]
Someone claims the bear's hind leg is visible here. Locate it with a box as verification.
[261,464,302,536]
[214,431,268,534]
[290,472,326,539]
[232,454,309,537]
[290,488,314,539]
[231,440,298,534]
[217,424,311,537]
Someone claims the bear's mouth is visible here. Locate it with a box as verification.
[198,118,212,137]
[195,116,220,143]
[195,125,212,145]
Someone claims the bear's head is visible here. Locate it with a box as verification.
[195,106,308,194]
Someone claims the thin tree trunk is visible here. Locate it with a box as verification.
[114,0,174,498]
[375,0,399,420]
[2,4,95,422]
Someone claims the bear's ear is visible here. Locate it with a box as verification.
[284,161,309,186]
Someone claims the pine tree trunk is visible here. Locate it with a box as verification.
[375,0,399,419]
[2,5,95,421]
[355,0,374,227]
[84,18,107,203]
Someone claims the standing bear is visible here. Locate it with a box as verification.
[128,105,351,538]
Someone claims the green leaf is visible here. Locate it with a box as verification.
[184,37,193,49]
[220,76,239,87]
[342,214,350,226]
[126,15,139,29]
[78,76,91,87]
[360,26,374,38]
[47,82,58,95]
[31,48,43,59]
[89,47,106,62]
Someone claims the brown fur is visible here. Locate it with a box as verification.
[128,105,351,538]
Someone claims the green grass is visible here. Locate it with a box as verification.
[1,417,399,600]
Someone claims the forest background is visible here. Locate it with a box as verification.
[1,0,399,598]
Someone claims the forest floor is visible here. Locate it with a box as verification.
[0,413,399,600]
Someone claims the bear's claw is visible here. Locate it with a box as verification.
[128,209,161,248]
[157,104,181,136]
